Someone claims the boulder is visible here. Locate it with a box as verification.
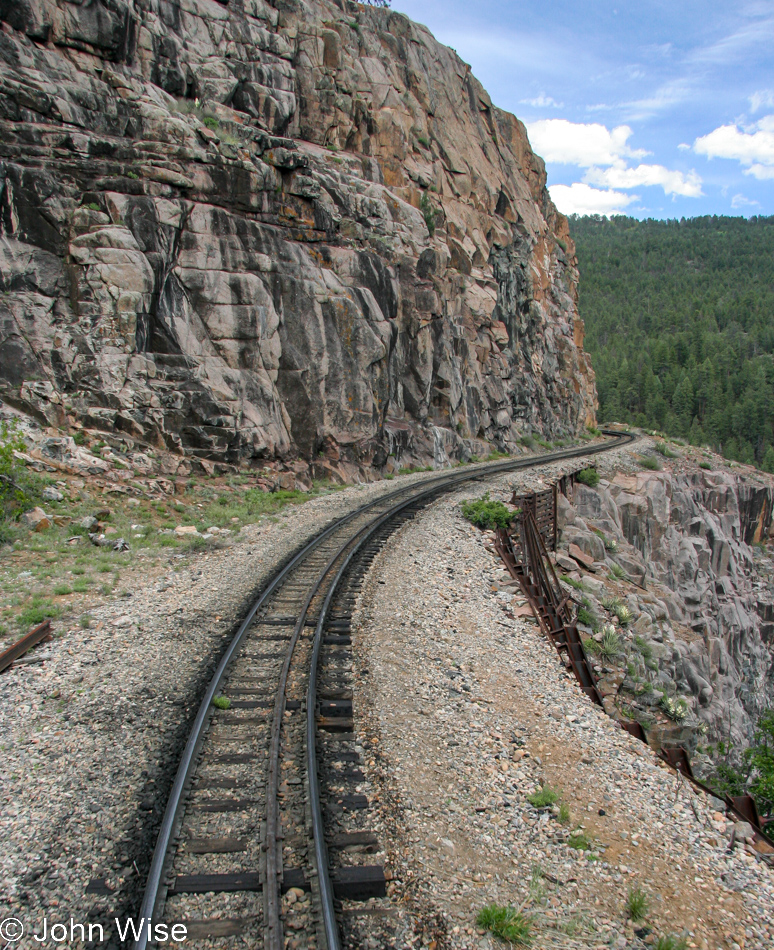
[22,506,51,531]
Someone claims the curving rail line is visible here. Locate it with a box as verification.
[133,430,635,950]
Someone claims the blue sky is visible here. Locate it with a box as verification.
[391,0,774,218]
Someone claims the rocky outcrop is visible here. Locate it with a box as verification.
[0,0,596,482]
[559,463,774,751]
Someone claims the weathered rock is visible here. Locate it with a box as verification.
[22,505,50,530]
[0,0,596,478]
[564,464,774,747]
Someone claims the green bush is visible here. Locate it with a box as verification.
[213,696,231,710]
[460,493,517,531]
[576,467,600,488]
[528,786,558,808]
[203,115,219,130]
[1,419,37,520]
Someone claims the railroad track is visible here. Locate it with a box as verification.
[133,431,635,950]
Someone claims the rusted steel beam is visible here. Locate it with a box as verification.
[0,619,52,674]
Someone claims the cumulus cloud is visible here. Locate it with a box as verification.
[694,116,774,177]
[525,119,648,167]
[583,164,703,197]
[548,183,637,216]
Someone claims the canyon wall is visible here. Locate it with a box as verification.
[0,0,596,481]
[559,462,774,754]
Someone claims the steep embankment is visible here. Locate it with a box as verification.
[0,0,596,485]
[556,441,774,758]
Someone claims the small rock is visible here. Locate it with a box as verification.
[42,486,64,502]
[175,525,200,536]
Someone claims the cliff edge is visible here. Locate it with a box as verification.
[0,0,596,482]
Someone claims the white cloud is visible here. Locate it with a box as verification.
[731,193,760,209]
[750,90,774,112]
[520,94,563,109]
[548,183,637,216]
[677,143,691,151]
[583,164,703,198]
[694,116,774,176]
[525,119,648,167]
[748,164,774,179]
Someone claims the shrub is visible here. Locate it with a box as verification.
[203,115,219,130]
[1,419,36,520]
[614,603,633,625]
[53,584,72,596]
[633,635,653,660]
[577,606,597,631]
[558,802,571,824]
[638,454,661,471]
[626,886,649,921]
[420,191,437,237]
[528,786,558,808]
[460,493,517,531]
[699,461,712,470]
[586,425,602,437]
[655,441,679,458]
[213,696,231,710]
[561,574,587,591]
[576,467,600,488]
[583,637,600,655]
[477,904,531,944]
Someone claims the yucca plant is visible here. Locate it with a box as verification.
[599,624,621,659]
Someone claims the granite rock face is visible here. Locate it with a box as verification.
[561,466,774,748]
[0,0,596,480]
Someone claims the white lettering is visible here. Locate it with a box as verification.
[153,924,169,942]
[170,924,187,942]
[88,923,104,942]
[32,919,47,942]
[50,923,67,943]
[115,918,147,941]
[70,921,85,942]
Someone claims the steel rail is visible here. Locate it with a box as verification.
[133,429,635,950]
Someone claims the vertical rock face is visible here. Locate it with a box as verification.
[0,0,596,479]
[562,465,774,747]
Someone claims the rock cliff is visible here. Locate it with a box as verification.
[557,451,774,755]
[0,0,596,483]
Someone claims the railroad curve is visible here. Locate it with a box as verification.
[133,431,635,950]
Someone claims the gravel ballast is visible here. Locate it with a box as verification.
[352,452,774,950]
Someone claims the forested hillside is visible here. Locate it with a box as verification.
[570,215,774,469]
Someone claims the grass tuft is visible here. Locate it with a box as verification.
[477,904,531,944]
[627,886,649,921]
[213,696,231,710]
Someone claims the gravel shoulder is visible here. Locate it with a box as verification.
[0,465,458,936]
[352,449,774,950]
